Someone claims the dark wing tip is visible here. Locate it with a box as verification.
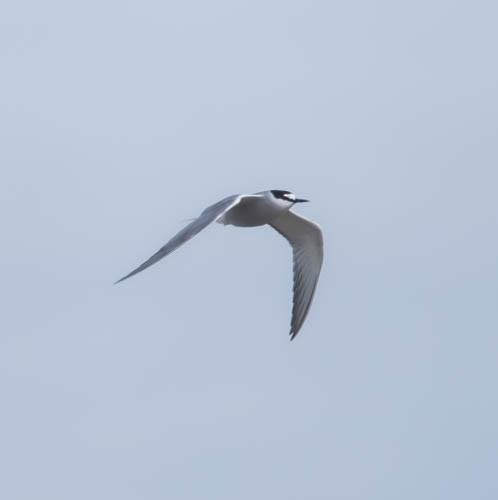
[114,269,138,285]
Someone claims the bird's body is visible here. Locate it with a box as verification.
[117,190,323,339]
[217,191,294,227]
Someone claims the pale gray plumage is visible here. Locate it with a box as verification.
[116,190,323,339]
[115,195,241,284]
[270,211,324,339]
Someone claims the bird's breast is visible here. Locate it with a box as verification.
[218,198,287,227]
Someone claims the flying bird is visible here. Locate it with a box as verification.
[116,190,323,339]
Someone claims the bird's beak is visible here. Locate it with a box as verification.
[294,198,309,203]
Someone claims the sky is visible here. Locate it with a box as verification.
[1,1,497,499]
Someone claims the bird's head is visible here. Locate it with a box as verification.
[270,190,309,205]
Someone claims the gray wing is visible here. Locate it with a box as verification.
[270,210,323,339]
[115,195,242,284]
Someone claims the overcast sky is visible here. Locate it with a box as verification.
[1,1,497,499]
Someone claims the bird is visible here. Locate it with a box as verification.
[116,190,323,339]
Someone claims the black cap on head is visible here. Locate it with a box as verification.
[271,190,292,200]
[271,190,308,203]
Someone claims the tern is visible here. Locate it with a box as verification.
[116,190,323,339]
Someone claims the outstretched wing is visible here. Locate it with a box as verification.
[116,195,242,284]
[270,210,323,339]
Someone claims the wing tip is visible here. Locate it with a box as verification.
[114,271,134,285]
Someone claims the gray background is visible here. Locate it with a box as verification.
[1,1,497,499]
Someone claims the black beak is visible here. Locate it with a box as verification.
[294,198,309,203]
